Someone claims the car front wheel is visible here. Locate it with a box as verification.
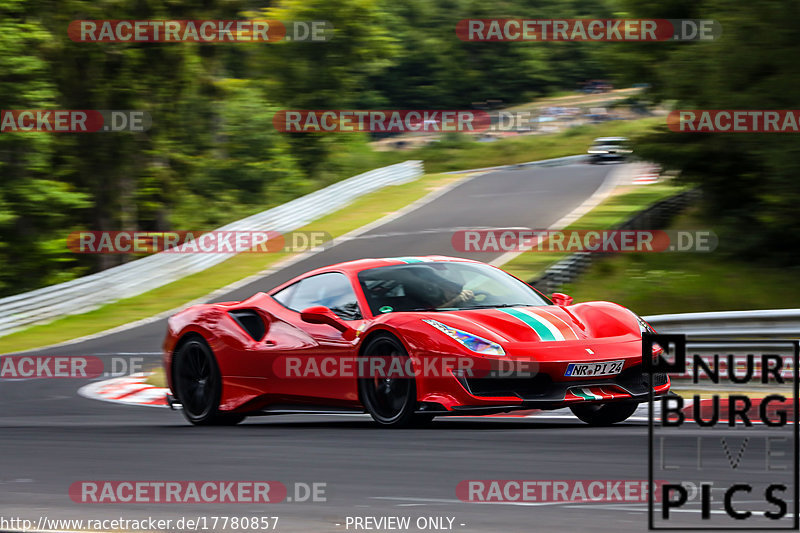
[358,334,430,428]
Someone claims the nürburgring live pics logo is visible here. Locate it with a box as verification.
[644,333,798,530]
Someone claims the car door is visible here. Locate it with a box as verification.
[265,272,364,404]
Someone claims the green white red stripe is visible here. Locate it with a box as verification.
[497,307,579,341]
[572,387,602,400]
[566,387,624,401]
[528,307,580,340]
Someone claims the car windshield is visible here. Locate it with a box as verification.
[357,262,550,314]
[594,139,626,147]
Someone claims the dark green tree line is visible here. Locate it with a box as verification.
[1,0,626,296]
[609,0,800,263]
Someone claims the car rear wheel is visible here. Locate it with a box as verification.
[358,334,431,428]
[570,400,638,426]
[173,337,245,426]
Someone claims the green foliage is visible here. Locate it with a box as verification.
[561,212,800,314]
[173,80,305,228]
[0,0,630,297]
[0,1,89,294]
[609,0,800,263]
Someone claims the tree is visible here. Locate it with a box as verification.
[0,0,89,295]
[610,0,800,263]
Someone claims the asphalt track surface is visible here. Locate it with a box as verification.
[4,162,793,532]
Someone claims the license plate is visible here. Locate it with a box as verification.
[565,360,624,377]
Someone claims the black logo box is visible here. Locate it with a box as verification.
[643,334,799,530]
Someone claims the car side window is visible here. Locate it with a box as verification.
[272,283,297,308]
[281,273,362,321]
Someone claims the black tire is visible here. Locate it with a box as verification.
[570,401,638,426]
[172,337,246,426]
[358,334,426,428]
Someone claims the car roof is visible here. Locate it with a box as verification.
[267,255,480,293]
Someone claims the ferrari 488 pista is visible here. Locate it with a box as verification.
[164,256,669,427]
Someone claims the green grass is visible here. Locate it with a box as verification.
[503,181,687,281]
[0,117,660,354]
[146,370,166,387]
[558,209,800,315]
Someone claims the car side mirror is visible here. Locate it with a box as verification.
[300,306,352,334]
[551,293,573,306]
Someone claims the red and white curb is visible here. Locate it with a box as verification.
[632,164,660,184]
[77,373,658,421]
[81,375,780,424]
[78,373,169,408]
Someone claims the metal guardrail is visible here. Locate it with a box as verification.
[644,309,800,340]
[643,311,799,384]
[0,160,423,337]
[529,188,701,295]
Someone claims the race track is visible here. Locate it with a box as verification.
[3,162,781,532]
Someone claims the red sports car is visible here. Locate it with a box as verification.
[163,256,669,427]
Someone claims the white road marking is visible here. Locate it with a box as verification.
[490,162,646,267]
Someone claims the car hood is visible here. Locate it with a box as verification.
[409,302,640,344]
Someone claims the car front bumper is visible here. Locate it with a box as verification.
[413,340,670,413]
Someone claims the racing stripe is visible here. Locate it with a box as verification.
[527,307,580,340]
[571,388,595,400]
[582,388,603,400]
[497,308,558,341]
[599,387,627,400]
[514,307,565,341]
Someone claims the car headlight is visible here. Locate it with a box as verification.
[423,319,505,356]
[634,315,663,357]
[636,314,655,334]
